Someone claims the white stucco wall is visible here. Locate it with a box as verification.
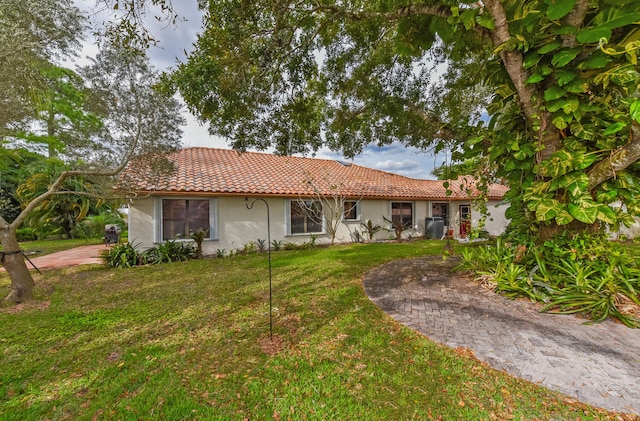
[477,200,509,237]
[128,195,511,255]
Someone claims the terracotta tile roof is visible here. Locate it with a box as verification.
[124,147,508,200]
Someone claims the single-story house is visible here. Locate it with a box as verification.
[124,147,509,254]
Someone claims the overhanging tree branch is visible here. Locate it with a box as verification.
[588,125,640,190]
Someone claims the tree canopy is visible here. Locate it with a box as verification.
[168,0,640,244]
[0,0,84,137]
[1,0,185,303]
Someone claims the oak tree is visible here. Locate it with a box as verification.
[167,0,640,245]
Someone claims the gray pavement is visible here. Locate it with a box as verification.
[363,256,640,416]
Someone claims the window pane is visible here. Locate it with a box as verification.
[291,200,323,234]
[343,201,357,220]
[163,200,186,240]
[162,199,210,240]
[188,200,210,235]
[391,202,412,227]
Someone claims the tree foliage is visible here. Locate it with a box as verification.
[168,0,640,245]
[10,65,105,158]
[0,0,84,136]
[1,36,185,303]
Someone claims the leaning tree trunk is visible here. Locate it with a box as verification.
[0,225,36,303]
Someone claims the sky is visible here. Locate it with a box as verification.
[73,1,445,180]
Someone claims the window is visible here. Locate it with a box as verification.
[342,200,360,221]
[160,199,215,241]
[391,202,413,227]
[290,200,323,234]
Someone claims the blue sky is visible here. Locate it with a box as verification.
[75,1,445,180]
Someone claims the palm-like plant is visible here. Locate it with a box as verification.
[360,219,382,242]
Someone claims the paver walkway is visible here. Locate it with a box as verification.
[0,244,106,272]
[363,256,640,416]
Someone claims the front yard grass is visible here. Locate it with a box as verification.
[0,240,628,419]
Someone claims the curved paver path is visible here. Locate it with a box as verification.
[363,256,640,416]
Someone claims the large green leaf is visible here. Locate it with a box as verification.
[551,48,582,67]
[536,199,563,221]
[620,213,637,228]
[545,0,577,20]
[538,40,562,54]
[576,27,612,44]
[555,70,577,86]
[523,52,541,69]
[567,203,598,224]
[525,73,545,84]
[578,52,611,70]
[570,121,596,140]
[552,114,569,129]
[597,205,618,225]
[546,98,580,113]
[555,209,574,225]
[630,100,640,124]
[564,79,588,93]
[475,13,495,30]
[549,172,589,195]
[596,189,618,203]
[544,85,566,101]
[603,121,627,135]
[593,8,640,30]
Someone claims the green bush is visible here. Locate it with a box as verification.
[16,227,38,242]
[101,242,145,268]
[145,240,197,264]
[76,212,126,239]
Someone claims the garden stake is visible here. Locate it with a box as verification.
[245,197,273,340]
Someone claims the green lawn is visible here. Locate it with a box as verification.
[0,241,626,420]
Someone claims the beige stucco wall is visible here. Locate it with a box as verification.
[128,195,510,254]
[128,196,155,247]
[476,200,509,237]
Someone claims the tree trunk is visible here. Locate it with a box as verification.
[537,220,599,243]
[0,226,36,303]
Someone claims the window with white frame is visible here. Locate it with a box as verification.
[289,199,323,234]
[157,198,217,241]
[391,202,413,227]
[342,200,360,221]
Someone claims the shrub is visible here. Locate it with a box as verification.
[256,238,267,252]
[146,240,197,264]
[77,212,126,239]
[102,242,145,268]
[271,240,282,251]
[458,233,640,327]
[360,220,382,241]
[192,230,208,259]
[16,227,38,242]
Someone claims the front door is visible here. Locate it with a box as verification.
[459,204,471,238]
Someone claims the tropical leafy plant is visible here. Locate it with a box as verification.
[458,234,640,327]
[191,229,208,259]
[383,216,412,242]
[360,220,382,242]
[101,242,145,268]
[146,240,197,264]
[256,238,268,252]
